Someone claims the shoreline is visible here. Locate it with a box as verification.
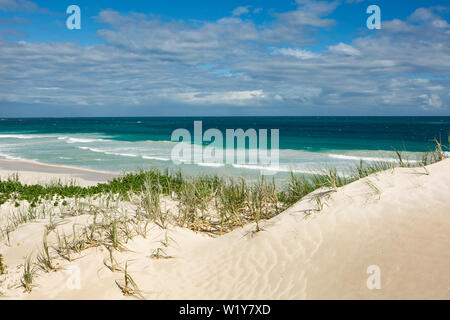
[0,159,117,186]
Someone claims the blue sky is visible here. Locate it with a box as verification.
[0,0,449,116]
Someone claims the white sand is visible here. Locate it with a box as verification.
[0,159,449,300]
[0,159,115,187]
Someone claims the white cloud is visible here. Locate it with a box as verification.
[275,48,317,59]
[420,94,443,110]
[328,43,361,56]
[232,6,250,17]
[0,0,45,13]
[409,8,449,29]
[275,0,338,27]
[177,90,267,105]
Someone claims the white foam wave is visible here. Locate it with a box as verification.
[0,152,24,160]
[231,163,320,174]
[62,137,109,143]
[327,153,418,164]
[78,147,138,158]
[197,162,225,168]
[78,147,104,153]
[0,134,46,139]
[111,152,138,158]
[142,156,170,162]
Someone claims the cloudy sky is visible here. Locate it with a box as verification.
[0,0,449,116]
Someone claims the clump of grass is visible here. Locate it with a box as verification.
[70,225,86,253]
[140,178,168,229]
[55,231,72,262]
[160,231,174,248]
[280,173,316,206]
[21,255,37,293]
[105,247,122,273]
[45,213,64,235]
[394,150,406,167]
[106,218,125,251]
[214,178,247,233]
[115,261,143,298]
[134,219,151,239]
[355,160,392,179]
[324,168,340,190]
[365,180,381,199]
[150,247,173,260]
[433,138,445,162]
[3,227,12,247]
[0,254,6,275]
[246,177,280,232]
[83,213,100,247]
[314,195,327,212]
[37,235,57,272]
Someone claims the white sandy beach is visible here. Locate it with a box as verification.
[0,159,449,300]
[0,159,116,187]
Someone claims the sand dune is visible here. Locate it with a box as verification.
[0,159,449,299]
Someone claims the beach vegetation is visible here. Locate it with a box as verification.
[21,255,37,293]
[0,141,445,242]
[365,180,381,199]
[37,235,57,272]
[150,247,173,260]
[0,254,6,275]
[115,261,143,298]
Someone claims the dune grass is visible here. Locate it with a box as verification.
[21,255,37,293]
[116,261,143,298]
[0,254,5,275]
[36,235,58,273]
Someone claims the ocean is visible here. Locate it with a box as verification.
[0,117,449,182]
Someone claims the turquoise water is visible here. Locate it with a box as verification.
[0,117,448,181]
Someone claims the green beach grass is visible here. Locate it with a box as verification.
[0,141,445,236]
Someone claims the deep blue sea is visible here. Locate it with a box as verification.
[0,117,449,181]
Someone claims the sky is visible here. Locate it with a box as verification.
[0,0,449,117]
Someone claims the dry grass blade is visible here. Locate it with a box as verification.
[0,254,6,275]
[115,261,144,299]
[104,247,123,273]
[150,247,173,260]
[21,255,37,293]
[37,234,57,272]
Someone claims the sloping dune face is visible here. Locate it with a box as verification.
[1,160,449,300]
[131,159,450,300]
